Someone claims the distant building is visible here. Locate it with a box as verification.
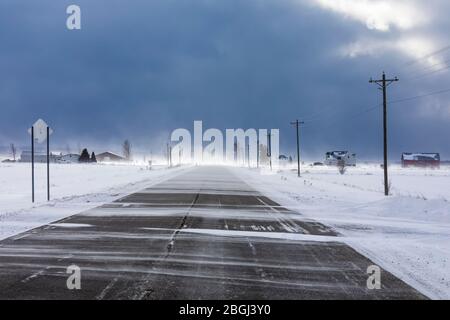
[325,151,356,166]
[96,152,126,162]
[401,153,440,168]
[19,150,60,163]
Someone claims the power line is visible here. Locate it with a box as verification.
[406,64,450,81]
[410,57,450,74]
[297,85,374,123]
[390,87,450,104]
[294,49,450,124]
[300,104,337,122]
[302,86,450,128]
[404,44,450,67]
[302,103,381,128]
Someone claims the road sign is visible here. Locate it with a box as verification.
[28,119,53,144]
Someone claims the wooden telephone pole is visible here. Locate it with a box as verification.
[290,119,304,177]
[370,72,399,196]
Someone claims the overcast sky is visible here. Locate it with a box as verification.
[0,0,449,159]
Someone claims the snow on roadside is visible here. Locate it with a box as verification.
[236,166,450,299]
[0,163,189,241]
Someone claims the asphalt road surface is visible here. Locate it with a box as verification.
[0,166,426,299]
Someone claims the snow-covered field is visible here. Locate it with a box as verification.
[0,162,186,240]
[239,164,450,299]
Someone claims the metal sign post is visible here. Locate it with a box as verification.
[47,126,50,201]
[31,126,35,203]
[28,119,53,202]
[267,132,272,171]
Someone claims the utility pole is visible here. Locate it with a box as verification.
[290,119,304,177]
[370,72,399,196]
[267,132,272,171]
[256,136,259,169]
[166,143,170,167]
[247,143,250,168]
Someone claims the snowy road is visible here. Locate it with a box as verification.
[0,166,426,299]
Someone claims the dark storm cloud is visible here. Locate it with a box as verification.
[0,0,449,159]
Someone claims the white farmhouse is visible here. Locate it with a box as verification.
[325,151,356,166]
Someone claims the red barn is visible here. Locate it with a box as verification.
[401,153,440,168]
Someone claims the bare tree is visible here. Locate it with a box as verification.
[10,143,17,161]
[337,159,346,175]
[123,139,132,160]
